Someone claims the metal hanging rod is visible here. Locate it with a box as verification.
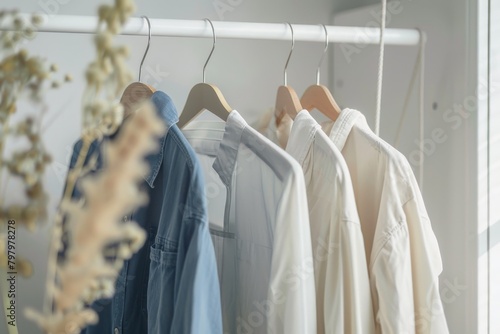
[0,14,420,46]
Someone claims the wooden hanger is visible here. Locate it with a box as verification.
[275,86,302,121]
[300,24,340,121]
[301,85,340,121]
[120,16,156,119]
[178,19,231,129]
[275,23,302,122]
[121,82,156,118]
[178,83,231,128]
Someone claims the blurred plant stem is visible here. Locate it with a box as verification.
[42,137,91,315]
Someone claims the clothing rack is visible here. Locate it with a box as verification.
[1,14,420,45]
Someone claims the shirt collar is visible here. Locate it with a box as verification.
[322,108,369,150]
[144,90,179,187]
[212,110,246,186]
[286,110,320,165]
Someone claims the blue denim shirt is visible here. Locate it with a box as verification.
[66,91,222,334]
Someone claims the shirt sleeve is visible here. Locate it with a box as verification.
[268,164,317,334]
[371,223,416,333]
[327,218,376,333]
[319,171,375,334]
[147,153,222,334]
[371,181,449,334]
[403,186,449,334]
[170,220,223,334]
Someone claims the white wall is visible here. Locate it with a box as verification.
[0,0,485,333]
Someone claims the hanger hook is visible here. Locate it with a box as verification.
[284,22,295,86]
[316,24,329,85]
[138,16,152,82]
[203,18,216,83]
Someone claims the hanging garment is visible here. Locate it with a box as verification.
[182,110,317,334]
[259,110,376,334]
[321,108,449,334]
[146,92,222,334]
[64,91,222,334]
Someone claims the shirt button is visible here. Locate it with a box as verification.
[123,215,128,222]
[114,328,119,334]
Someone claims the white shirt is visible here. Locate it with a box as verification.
[322,108,449,334]
[182,110,316,334]
[260,110,376,334]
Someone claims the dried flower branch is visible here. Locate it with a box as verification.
[0,9,69,275]
[61,0,135,206]
[26,103,165,333]
[1,1,159,332]
[0,12,53,232]
[0,10,70,334]
[39,1,137,322]
[21,0,167,333]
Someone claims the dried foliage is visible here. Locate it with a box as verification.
[81,0,135,140]
[0,10,65,276]
[26,102,165,333]
[2,0,168,333]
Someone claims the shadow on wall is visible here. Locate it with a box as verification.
[479,220,500,257]
[334,0,380,13]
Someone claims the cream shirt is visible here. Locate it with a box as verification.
[322,108,449,334]
[183,110,316,334]
[260,110,375,333]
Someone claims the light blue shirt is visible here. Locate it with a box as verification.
[146,92,222,334]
